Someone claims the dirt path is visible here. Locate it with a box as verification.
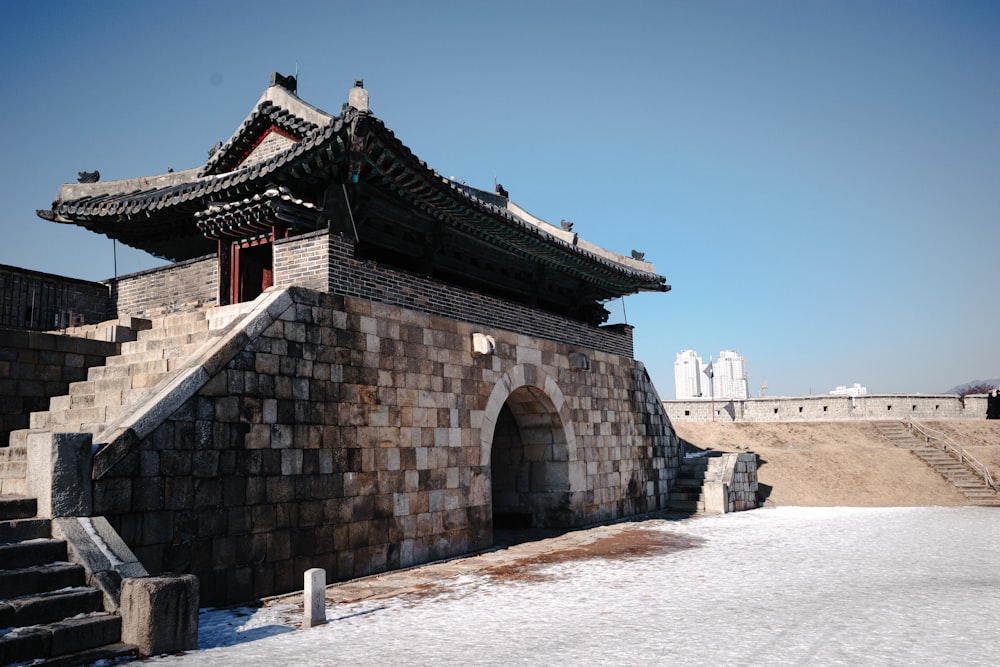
[671,420,1000,507]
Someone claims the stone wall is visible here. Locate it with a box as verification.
[108,255,218,318]
[665,394,988,422]
[92,287,680,606]
[0,329,118,447]
[0,264,110,330]
[718,452,758,513]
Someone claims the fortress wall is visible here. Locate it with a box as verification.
[0,264,110,330]
[665,394,987,423]
[94,288,680,606]
[0,329,118,448]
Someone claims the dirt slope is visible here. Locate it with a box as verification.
[671,420,1000,507]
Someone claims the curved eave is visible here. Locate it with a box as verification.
[358,117,669,297]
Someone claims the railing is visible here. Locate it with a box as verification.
[908,419,997,491]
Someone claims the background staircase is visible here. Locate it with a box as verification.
[0,496,136,665]
[874,421,1000,506]
[667,453,723,513]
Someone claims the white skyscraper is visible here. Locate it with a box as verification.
[712,350,749,400]
[674,350,704,399]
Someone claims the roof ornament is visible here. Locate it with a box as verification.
[346,79,369,113]
[631,249,645,261]
[560,219,574,231]
[77,170,100,183]
[270,71,297,93]
[495,183,508,198]
[207,141,222,157]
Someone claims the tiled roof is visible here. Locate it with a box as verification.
[38,80,668,296]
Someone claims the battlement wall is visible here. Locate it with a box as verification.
[665,394,988,422]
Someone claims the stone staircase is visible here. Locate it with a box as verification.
[0,496,137,665]
[667,453,723,513]
[0,301,260,663]
[874,421,1000,506]
[7,310,228,456]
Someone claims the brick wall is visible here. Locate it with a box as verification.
[0,329,118,446]
[93,287,679,605]
[273,230,328,292]
[0,264,110,330]
[108,255,218,318]
[274,231,634,358]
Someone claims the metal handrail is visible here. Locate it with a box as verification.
[907,419,997,491]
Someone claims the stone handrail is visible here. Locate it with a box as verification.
[907,419,997,491]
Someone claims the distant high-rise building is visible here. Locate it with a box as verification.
[830,383,867,397]
[674,350,704,399]
[713,350,749,399]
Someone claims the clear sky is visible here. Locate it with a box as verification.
[2,0,998,397]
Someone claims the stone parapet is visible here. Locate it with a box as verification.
[665,394,988,423]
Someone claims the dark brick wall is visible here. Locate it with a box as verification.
[0,265,110,331]
[274,231,634,358]
[0,329,118,446]
[108,255,218,318]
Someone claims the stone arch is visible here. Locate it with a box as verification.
[480,364,583,529]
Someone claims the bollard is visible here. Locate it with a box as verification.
[304,568,327,628]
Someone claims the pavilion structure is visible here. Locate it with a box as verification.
[39,73,668,323]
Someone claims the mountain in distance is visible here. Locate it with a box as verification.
[945,378,1000,395]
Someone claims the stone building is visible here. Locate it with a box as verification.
[4,74,688,620]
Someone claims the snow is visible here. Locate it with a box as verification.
[143,507,1000,666]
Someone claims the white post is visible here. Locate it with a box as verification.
[303,568,327,628]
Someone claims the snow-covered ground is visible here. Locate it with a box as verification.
[144,507,1000,666]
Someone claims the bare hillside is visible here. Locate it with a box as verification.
[671,420,1000,507]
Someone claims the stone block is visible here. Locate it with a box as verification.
[27,432,93,518]
[120,574,199,656]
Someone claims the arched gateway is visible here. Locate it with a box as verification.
[480,364,584,529]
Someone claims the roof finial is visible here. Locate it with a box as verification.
[348,79,369,113]
[269,72,297,93]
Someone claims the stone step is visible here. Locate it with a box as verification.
[121,332,206,355]
[149,308,212,326]
[0,562,85,599]
[0,612,124,665]
[0,496,36,521]
[87,364,131,381]
[0,477,27,496]
[0,448,27,490]
[7,429,31,449]
[669,490,704,502]
[666,499,704,511]
[0,587,104,628]
[106,349,173,366]
[0,518,51,544]
[209,302,257,330]
[0,538,68,571]
[33,641,138,667]
[32,406,106,430]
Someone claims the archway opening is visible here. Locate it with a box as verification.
[490,385,572,531]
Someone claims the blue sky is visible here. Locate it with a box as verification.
[2,0,997,397]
